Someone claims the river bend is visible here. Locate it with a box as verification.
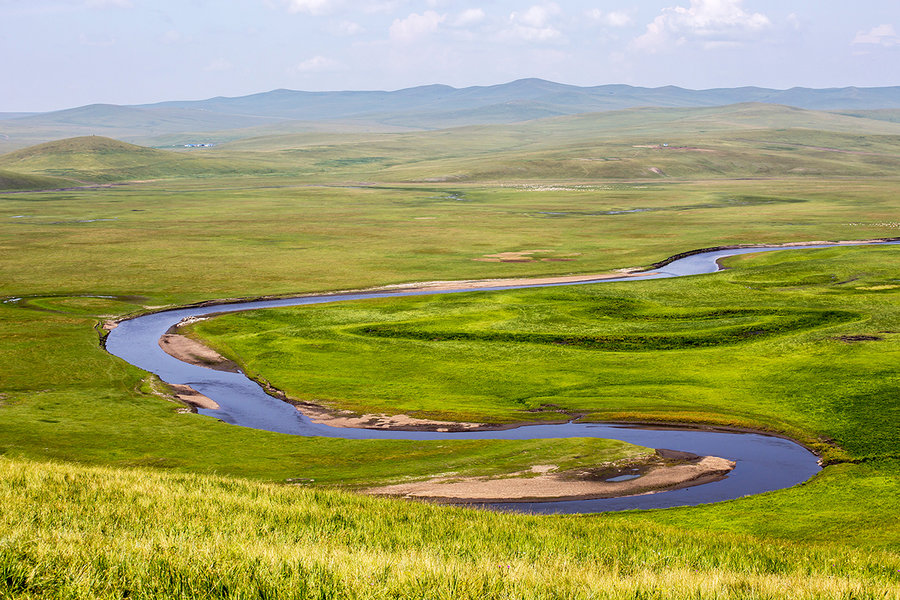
[106,241,898,513]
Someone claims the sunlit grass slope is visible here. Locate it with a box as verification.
[2,458,898,600]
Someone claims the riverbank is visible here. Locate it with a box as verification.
[118,237,899,324]
[366,452,735,503]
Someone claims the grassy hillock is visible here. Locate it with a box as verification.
[0,168,75,191]
[0,136,277,183]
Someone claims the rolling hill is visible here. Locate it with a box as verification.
[0,136,277,185]
[3,102,899,187]
[0,168,74,191]
[216,103,900,182]
[3,79,900,152]
[144,79,900,123]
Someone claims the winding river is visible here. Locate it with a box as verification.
[105,241,898,514]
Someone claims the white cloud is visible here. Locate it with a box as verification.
[286,0,336,16]
[506,3,562,42]
[633,0,771,52]
[364,1,405,14]
[84,0,132,7]
[389,11,445,42]
[586,9,632,28]
[291,55,341,72]
[514,4,559,28]
[605,11,632,28]
[335,20,365,35]
[454,8,485,27]
[853,24,900,47]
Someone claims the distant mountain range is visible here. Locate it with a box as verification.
[141,78,900,118]
[2,78,900,151]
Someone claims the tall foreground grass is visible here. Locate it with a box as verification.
[1,458,897,599]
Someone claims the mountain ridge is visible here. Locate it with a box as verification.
[3,79,900,152]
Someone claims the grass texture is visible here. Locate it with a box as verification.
[1,457,898,600]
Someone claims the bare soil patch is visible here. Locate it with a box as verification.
[633,145,714,152]
[293,401,487,432]
[366,452,735,502]
[144,376,220,412]
[158,333,240,373]
[168,384,220,410]
[375,268,656,293]
[473,250,581,263]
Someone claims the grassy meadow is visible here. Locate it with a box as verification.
[2,458,898,600]
[0,106,899,597]
[186,246,900,461]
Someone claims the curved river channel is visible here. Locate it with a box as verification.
[106,241,898,514]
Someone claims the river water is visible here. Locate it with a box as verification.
[105,241,898,513]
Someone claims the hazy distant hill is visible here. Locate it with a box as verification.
[144,79,900,122]
[3,101,900,188]
[832,109,900,124]
[0,103,283,145]
[0,112,36,121]
[3,79,900,151]
[216,103,900,183]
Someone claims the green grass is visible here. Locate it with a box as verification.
[2,457,898,600]
[2,177,899,301]
[0,168,75,191]
[0,111,898,597]
[6,103,900,185]
[0,302,647,487]
[187,246,899,462]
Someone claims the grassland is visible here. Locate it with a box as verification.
[2,177,899,299]
[0,136,280,186]
[3,104,900,187]
[0,107,898,597]
[2,458,898,600]
[186,246,899,461]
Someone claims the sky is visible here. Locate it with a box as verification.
[1,0,899,112]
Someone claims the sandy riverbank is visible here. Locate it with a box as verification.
[293,401,489,431]
[158,333,240,372]
[168,383,219,410]
[366,452,736,502]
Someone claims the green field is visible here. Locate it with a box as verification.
[186,246,900,462]
[1,105,899,598]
